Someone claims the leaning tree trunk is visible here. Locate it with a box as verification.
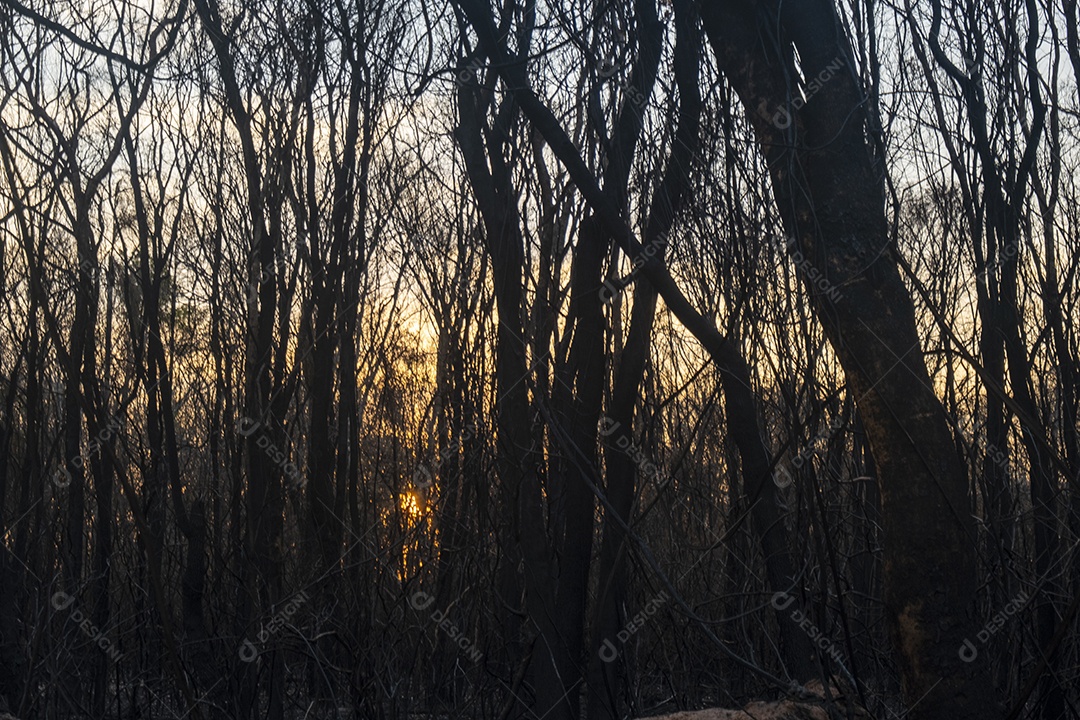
[703,1,1000,717]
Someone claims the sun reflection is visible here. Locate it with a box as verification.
[400,490,425,522]
[398,490,429,583]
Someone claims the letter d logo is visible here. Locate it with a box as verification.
[238,640,258,662]
[51,591,75,610]
[410,591,435,611]
[598,417,621,437]
[771,591,796,611]
[598,61,619,79]
[598,638,619,663]
[236,417,260,437]
[773,106,793,130]
[756,100,773,122]
[54,466,72,488]
[958,638,978,663]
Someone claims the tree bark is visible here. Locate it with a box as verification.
[702,1,1000,716]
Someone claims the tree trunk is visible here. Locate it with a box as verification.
[703,2,1000,716]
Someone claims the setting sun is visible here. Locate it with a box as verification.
[399,490,426,522]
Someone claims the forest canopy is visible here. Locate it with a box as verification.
[0,0,1078,719]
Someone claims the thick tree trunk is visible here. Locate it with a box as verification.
[702,2,1000,717]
